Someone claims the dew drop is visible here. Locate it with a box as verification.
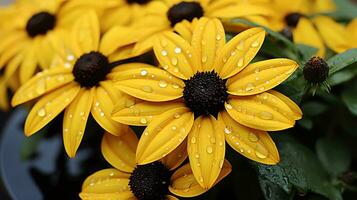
[255,143,268,159]
[248,132,259,142]
[206,146,213,154]
[236,41,244,50]
[201,56,207,63]
[140,69,148,76]
[171,57,178,65]
[226,103,233,110]
[37,108,46,117]
[255,67,260,73]
[140,117,147,124]
[245,83,255,91]
[161,50,168,56]
[158,80,168,88]
[100,112,105,117]
[224,126,232,134]
[195,153,200,158]
[191,136,196,144]
[174,47,182,54]
[163,65,169,70]
[171,125,177,131]
[142,86,153,93]
[251,40,260,47]
[144,131,149,136]
[172,83,180,89]
[216,34,222,40]
[237,58,244,67]
[259,111,273,120]
[210,137,216,144]
[174,113,181,119]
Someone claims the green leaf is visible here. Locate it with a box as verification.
[302,102,328,116]
[298,117,314,130]
[329,70,355,86]
[341,86,357,116]
[256,135,343,200]
[258,176,294,200]
[330,0,357,20]
[328,49,357,75]
[316,138,351,177]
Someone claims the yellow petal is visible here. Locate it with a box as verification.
[91,81,128,135]
[268,90,302,120]
[136,107,194,164]
[215,27,266,79]
[63,88,95,158]
[169,160,231,197]
[0,77,9,111]
[293,18,325,57]
[225,92,297,131]
[192,17,225,71]
[12,67,73,106]
[112,97,185,126]
[114,67,184,102]
[161,139,188,171]
[167,195,179,200]
[313,16,352,53]
[71,10,100,57]
[227,59,298,95]
[173,20,194,42]
[0,39,27,69]
[101,131,138,173]
[347,18,357,44]
[19,44,37,84]
[80,168,134,200]
[208,4,273,18]
[187,115,225,189]
[99,26,140,56]
[153,31,200,79]
[24,83,80,136]
[4,53,23,82]
[219,111,279,164]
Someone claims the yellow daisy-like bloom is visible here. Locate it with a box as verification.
[80,131,232,200]
[11,11,142,158]
[113,17,302,189]
[265,0,356,56]
[128,0,273,57]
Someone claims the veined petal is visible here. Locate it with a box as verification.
[19,44,37,84]
[80,168,134,200]
[187,115,225,189]
[114,67,184,102]
[91,81,127,135]
[173,20,195,42]
[313,16,352,53]
[0,77,9,111]
[215,28,265,79]
[208,4,273,18]
[4,53,23,82]
[192,17,225,71]
[169,160,231,197]
[219,111,279,164]
[167,195,179,200]
[227,59,298,95]
[136,107,194,164]
[112,97,185,126]
[99,26,140,56]
[161,139,188,171]
[0,39,26,69]
[153,31,200,80]
[102,130,138,173]
[12,67,73,106]
[63,88,95,158]
[293,18,325,57]
[71,10,100,57]
[268,90,302,120]
[225,92,297,131]
[24,83,80,136]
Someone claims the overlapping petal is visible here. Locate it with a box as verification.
[226,59,298,96]
[219,111,280,164]
[187,116,225,189]
[101,130,138,173]
[214,27,266,79]
[225,92,297,131]
[136,107,194,164]
[63,88,94,158]
[24,83,80,136]
[169,160,231,197]
[161,139,188,171]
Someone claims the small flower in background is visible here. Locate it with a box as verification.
[303,56,331,94]
[80,131,231,200]
[11,11,146,158]
[113,17,302,188]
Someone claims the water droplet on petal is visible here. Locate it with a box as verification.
[224,126,232,134]
[226,103,233,110]
[158,80,168,88]
[174,47,182,54]
[245,83,255,91]
[255,143,268,159]
[216,34,222,40]
[206,146,213,154]
[140,117,147,124]
[161,50,168,56]
[191,136,196,144]
[171,57,178,65]
[248,132,259,142]
[237,58,244,67]
[255,68,260,73]
[37,108,46,117]
[142,86,153,93]
[195,153,199,158]
[259,111,273,120]
[236,41,244,50]
[171,125,177,131]
[140,69,148,76]
[210,137,216,144]
[201,56,207,63]
[174,113,181,119]
[163,65,169,70]
[251,40,260,47]
[172,83,180,89]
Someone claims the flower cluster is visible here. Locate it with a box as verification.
[1,0,356,199]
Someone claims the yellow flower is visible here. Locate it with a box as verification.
[265,0,356,56]
[0,0,72,84]
[11,11,142,158]
[127,0,273,57]
[80,130,231,200]
[113,17,302,189]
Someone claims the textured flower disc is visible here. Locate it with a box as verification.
[183,71,228,117]
[72,51,110,87]
[129,162,171,200]
[167,1,204,27]
[303,56,329,84]
[285,12,304,27]
[25,11,56,37]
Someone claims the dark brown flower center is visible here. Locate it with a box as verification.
[26,11,56,37]
[72,51,110,88]
[129,162,171,200]
[285,12,304,27]
[303,56,329,84]
[183,71,228,117]
[167,1,204,27]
